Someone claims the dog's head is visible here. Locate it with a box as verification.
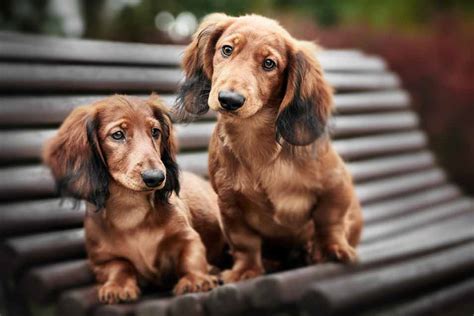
[176,13,333,146]
[43,95,180,209]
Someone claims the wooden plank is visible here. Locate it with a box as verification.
[0,63,182,93]
[0,31,363,66]
[358,213,474,263]
[0,63,399,92]
[0,165,55,201]
[56,285,99,316]
[347,151,435,182]
[361,198,473,243]
[362,278,474,316]
[301,242,474,316]
[332,111,418,137]
[0,91,410,127]
[362,184,461,223]
[333,131,427,160]
[19,259,93,304]
[205,214,474,315]
[0,198,84,237]
[0,228,85,277]
[334,90,410,113]
[356,168,447,204]
[325,72,400,91]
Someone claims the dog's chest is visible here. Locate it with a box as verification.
[117,229,165,280]
[234,159,321,231]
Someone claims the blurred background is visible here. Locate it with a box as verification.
[1,0,473,194]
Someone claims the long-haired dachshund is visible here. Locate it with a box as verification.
[43,95,225,303]
[176,14,363,283]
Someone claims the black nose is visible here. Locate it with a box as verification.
[141,169,165,188]
[218,90,245,111]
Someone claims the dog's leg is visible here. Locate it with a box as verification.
[219,203,265,283]
[93,259,141,304]
[311,182,358,264]
[173,235,219,295]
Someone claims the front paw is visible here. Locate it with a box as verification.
[220,267,264,284]
[173,273,219,295]
[98,282,141,304]
[311,241,358,264]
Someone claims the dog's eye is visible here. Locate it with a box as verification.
[263,59,277,71]
[151,128,160,138]
[221,45,233,57]
[111,131,125,140]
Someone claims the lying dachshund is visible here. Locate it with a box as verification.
[177,14,363,283]
[43,95,225,303]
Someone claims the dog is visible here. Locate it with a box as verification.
[43,95,225,303]
[176,13,363,283]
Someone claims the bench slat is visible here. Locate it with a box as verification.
[0,63,182,93]
[361,198,473,243]
[0,198,84,237]
[0,91,410,127]
[0,63,399,92]
[0,228,85,278]
[334,131,427,160]
[301,241,474,316]
[355,168,447,204]
[216,214,474,315]
[19,259,93,304]
[362,184,461,223]
[362,278,474,316]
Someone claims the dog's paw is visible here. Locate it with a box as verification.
[311,241,358,264]
[220,267,264,284]
[173,273,219,295]
[98,282,141,304]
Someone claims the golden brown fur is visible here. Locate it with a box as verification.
[177,14,363,283]
[43,95,225,303]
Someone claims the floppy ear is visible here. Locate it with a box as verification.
[148,97,180,203]
[175,13,234,117]
[276,41,333,146]
[43,106,109,209]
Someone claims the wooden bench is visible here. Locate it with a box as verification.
[0,31,472,316]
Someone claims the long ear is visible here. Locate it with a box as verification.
[149,97,180,203]
[43,106,109,209]
[276,41,333,146]
[175,13,234,117]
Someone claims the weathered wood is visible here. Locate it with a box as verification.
[56,285,98,316]
[362,184,461,223]
[20,259,93,304]
[0,198,84,237]
[361,278,474,316]
[355,168,446,204]
[361,198,473,243]
[301,242,474,316]
[333,131,427,160]
[0,228,85,277]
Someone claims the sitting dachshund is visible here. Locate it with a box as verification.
[43,95,225,303]
[176,14,363,283]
